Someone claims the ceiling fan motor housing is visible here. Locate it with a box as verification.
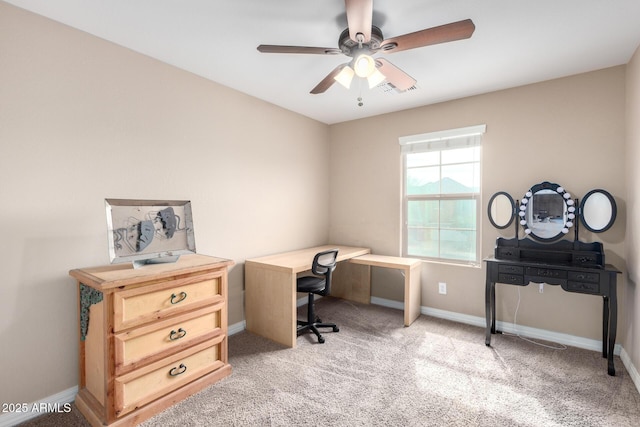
[339,26,384,56]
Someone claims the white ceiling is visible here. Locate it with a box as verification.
[6,0,640,124]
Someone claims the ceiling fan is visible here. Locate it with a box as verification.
[257,0,475,94]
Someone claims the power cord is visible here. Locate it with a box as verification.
[502,285,567,351]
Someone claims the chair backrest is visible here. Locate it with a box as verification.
[311,249,339,294]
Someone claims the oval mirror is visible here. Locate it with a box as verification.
[518,182,575,242]
[580,189,617,233]
[488,192,515,229]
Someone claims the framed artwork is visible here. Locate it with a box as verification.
[105,199,196,266]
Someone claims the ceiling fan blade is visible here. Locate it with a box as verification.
[376,58,416,92]
[379,19,475,54]
[257,45,342,55]
[345,0,373,43]
[310,65,346,94]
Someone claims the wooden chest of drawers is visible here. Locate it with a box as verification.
[70,254,234,426]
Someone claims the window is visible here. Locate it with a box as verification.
[400,125,485,265]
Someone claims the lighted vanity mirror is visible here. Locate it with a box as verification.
[488,191,515,229]
[518,181,575,242]
[580,189,617,233]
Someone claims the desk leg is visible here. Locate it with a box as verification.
[245,264,297,348]
[332,262,371,304]
[404,264,422,326]
[608,282,618,376]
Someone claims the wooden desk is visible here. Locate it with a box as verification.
[349,254,422,327]
[485,257,621,375]
[245,245,371,347]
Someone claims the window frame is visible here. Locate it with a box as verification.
[400,125,485,266]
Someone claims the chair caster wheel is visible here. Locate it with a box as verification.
[318,336,325,344]
[333,326,339,332]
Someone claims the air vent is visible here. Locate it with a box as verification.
[376,82,419,94]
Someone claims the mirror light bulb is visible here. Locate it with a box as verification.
[562,228,569,234]
[567,199,574,206]
[566,221,573,227]
[525,229,531,234]
[520,220,527,225]
[521,198,528,204]
[519,211,525,217]
[526,191,532,197]
[568,206,576,213]
[564,193,571,199]
[568,213,575,219]
[557,187,564,193]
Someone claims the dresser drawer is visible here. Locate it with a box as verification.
[113,271,224,331]
[114,305,223,375]
[114,336,226,418]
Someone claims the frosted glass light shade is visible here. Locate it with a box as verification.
[334,66,355,89]
[354,54,376,77]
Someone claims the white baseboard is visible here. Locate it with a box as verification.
[372,296,639,392]
[620,347,640,393]
[372,296,624,355]
[0,386,77,427]
[228,320,246,336]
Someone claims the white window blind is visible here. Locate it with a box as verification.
[400,125,486,264]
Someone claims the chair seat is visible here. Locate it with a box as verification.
[296,276,326,293]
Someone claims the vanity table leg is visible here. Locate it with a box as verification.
[602,296,609,359]
[608,281,618,376]
[485,278,495,346]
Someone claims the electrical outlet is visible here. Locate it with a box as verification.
[438,282,447,295]
[539,283,544,293]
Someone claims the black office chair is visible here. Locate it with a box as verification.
[297,249,340,343]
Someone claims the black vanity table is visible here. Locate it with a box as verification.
[486,183,620,376]
[485,239,621,375]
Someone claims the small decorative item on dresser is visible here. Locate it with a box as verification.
[105,198,197,268]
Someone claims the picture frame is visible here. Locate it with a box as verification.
[105,199,196,267]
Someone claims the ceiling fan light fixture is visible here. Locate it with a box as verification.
[353,54,376,78]
[367,69,386,88]
[334,65,355,89]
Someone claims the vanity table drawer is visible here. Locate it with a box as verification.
[498,265,524,275]
[113,272,224,331]
[568,271,600,283]
[525,267,567,279]
[498,273,525,285]
[114,336,226,418]
[525,267,567,286]
[567,281,600,294]
[114,305,223,375]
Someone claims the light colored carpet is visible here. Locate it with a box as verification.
[20,298,640,426]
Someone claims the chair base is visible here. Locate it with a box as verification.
[296,294,339,343]
[297,319,339,344]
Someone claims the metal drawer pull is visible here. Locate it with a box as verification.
[169,363,187,377]
[169,328,187,341]
[170,291,187,304]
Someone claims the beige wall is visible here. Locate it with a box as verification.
[329,66,627,340]
[625,45,640,381]
[2,0,639,410]
[0,2,330,405]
